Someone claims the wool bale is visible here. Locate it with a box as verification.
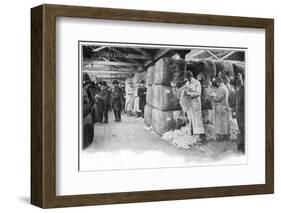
[152,108,180,135]
[186,60,217,85]
[232,63,245,88]
[152,85,180,111]
[147,66,154,86]
[232,63,245,76]
[154,58,186,85]
[144,104,153,126]
[215,61,234,78]
[146,85,153,106]
[172,59,186,84]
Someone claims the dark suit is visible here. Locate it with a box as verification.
[138,87,147,117]
[82,87,95,149]
[111,85,123,121]
[99,88,110,123]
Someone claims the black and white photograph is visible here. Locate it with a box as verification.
[79,41,246,171]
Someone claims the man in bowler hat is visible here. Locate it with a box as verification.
[111,80,123,122]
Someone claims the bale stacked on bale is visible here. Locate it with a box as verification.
[152,85,180,111]
[144,66,155,126]
[150,58,185,135]
[154,58,174,85]
[154,58,186,85]
[147,66,154,86]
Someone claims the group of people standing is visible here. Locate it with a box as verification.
[212,72,245,154]
[173,70,245,153]
[124,80,147,118]
[83,73,148,125]
[83,78,124,124]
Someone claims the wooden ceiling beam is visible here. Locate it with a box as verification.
[83,70,132,74]
[84,61,138,67]
[96,52,150,60]
[134,48,152,58]
[108,47,143,66]
[83,67,136,72]
[144,48,171,67]
[125,53,151,60]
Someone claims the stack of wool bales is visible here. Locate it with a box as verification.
[186,60,217,85]
[144,66,154,126]
[150,58,186,135]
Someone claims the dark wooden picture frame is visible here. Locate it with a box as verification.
[31,4,274,208]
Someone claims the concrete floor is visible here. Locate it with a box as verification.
[80,112,246,171]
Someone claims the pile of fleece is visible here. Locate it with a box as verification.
[162,125,199,149]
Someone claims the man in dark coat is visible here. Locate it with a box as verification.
[96,81,110,123]
[111,80,123,122]
[235,74,245,153]
[94,82,103,123]
[138,80,147,118]
[82,72,95,149]
[85,80,100,123]
[82,88,95,149]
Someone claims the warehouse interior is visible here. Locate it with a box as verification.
[81,44,246,171]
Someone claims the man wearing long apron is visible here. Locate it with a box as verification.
[213,76,230,141]
[176,71,205,142]
[125,81,134,116]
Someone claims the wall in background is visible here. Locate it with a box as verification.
[0,0,279,212]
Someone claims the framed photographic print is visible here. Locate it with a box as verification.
[31,4,274,208]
